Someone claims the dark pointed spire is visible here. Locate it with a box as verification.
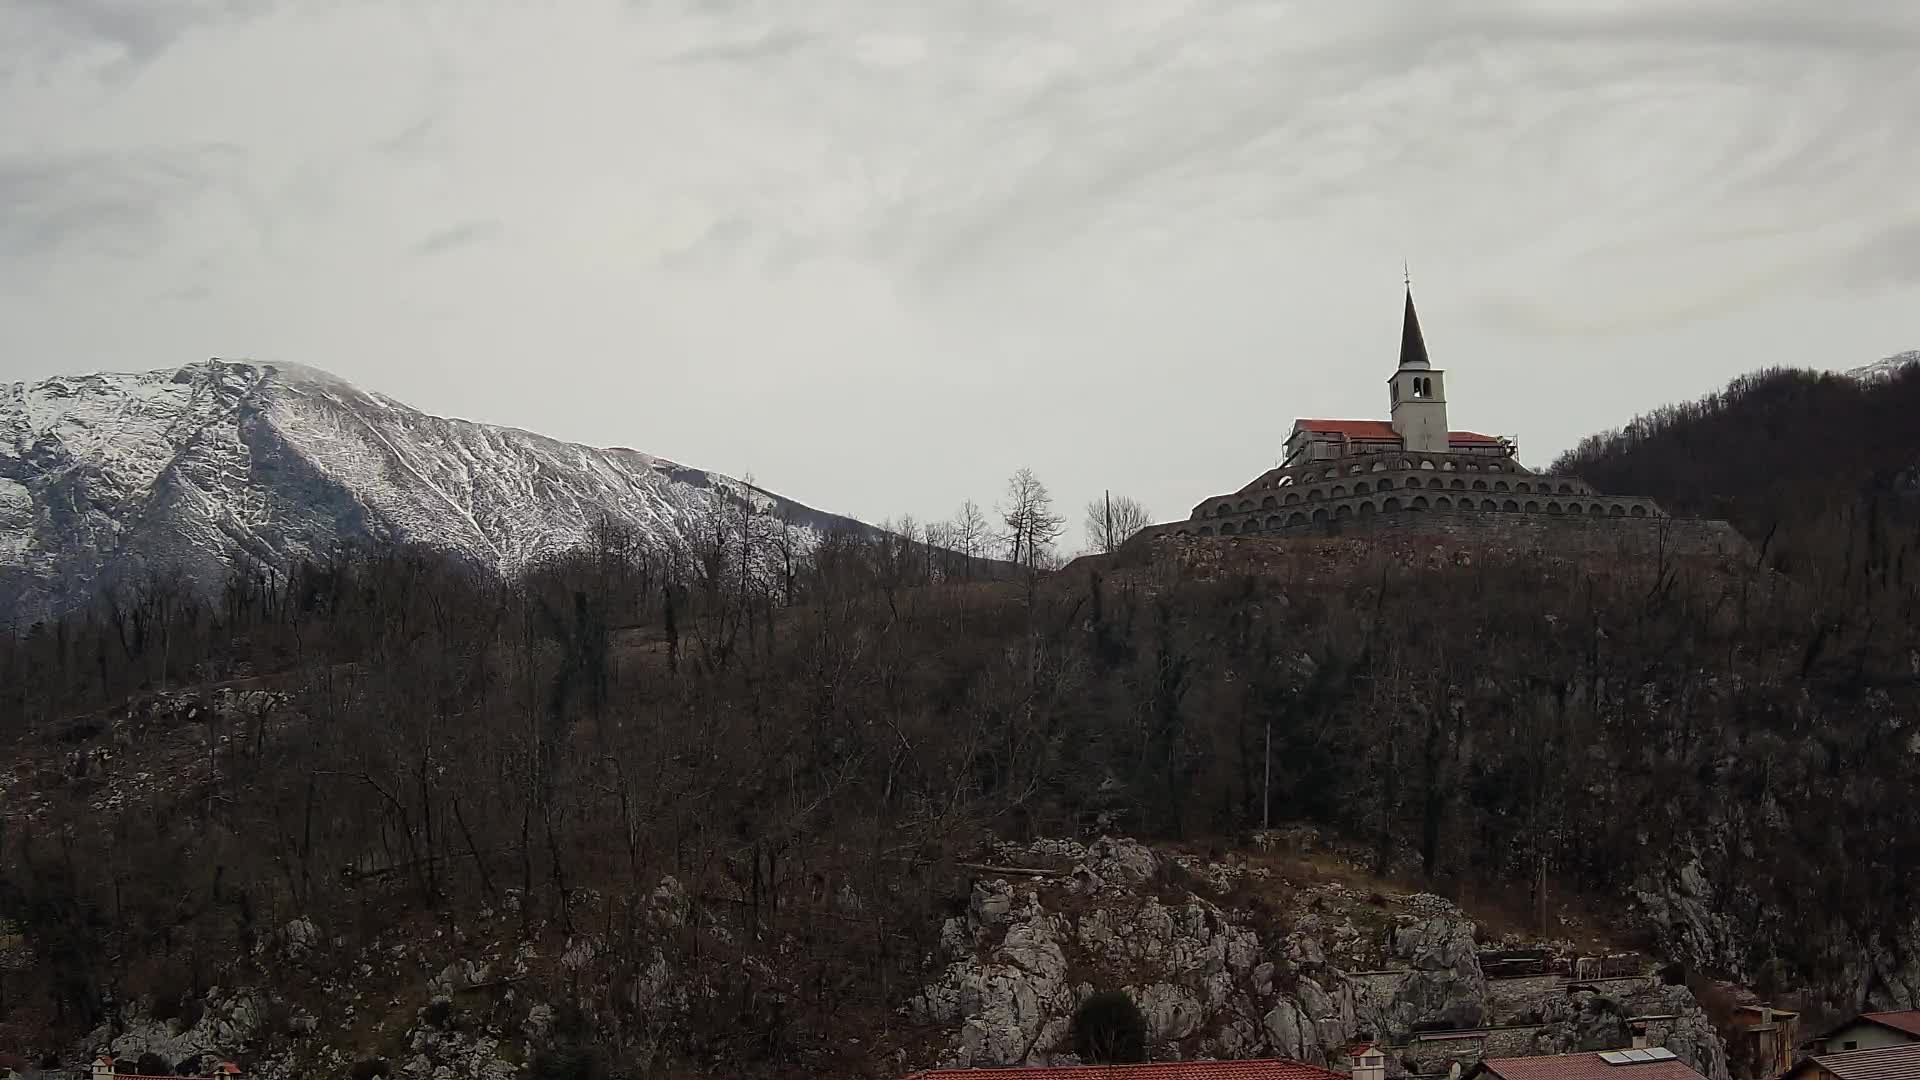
[1399,285,1431,370]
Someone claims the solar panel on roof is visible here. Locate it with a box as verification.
[1599,1053,1633,1065]
[1643,1049,1677,1062]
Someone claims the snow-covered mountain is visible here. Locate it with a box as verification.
[1,360,876,622]
[1846,349,1920,381]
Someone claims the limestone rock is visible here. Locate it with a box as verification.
[1387,917,1488,1034]
[1135,982,1205,1042]
[649,876,689,929]
[1262,998,1314,1059]
[912,900,1074,1066]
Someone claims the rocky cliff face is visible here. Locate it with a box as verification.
[57,833,1733,1080]
[908,838,1730,1079]
[1,361,874,623]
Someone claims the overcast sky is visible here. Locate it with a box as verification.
[3,1,1917,538]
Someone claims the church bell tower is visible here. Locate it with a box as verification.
[1388,286,1449,453]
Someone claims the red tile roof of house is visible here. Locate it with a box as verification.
[1859,1011,1920,1038]
[1447,431,1504,445]
[1471,1053,1707,1080]
[904,1059,1350,1080]
[1792,1043,1920,1080]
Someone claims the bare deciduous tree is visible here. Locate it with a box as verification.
[1083,493,1152,554]
[998,468,1066,578]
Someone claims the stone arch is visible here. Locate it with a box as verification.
[1262,495,1277,509]
[1503,499,1519,512]
[1331,485,1347,498]
[1487,463,1503,473]
[1287,512,1307,526]
[1284,492,1300,506]
[1610,504,1626,517]
[1450,478,1466,490]
[1199,525,1215,536]
[1334,504,1354,519]
[1221,521,1238,535]
[1482,499,1498,511]
[1630,505,1647,517]
[1378,477,1394,490]
[1386,497,1405,511]
[1472,479,1489,491]
[1358,501,1377,517]
[1420,459,1437,470]
[1307,488,1324,501]
[1216,503,1232,516]
[1558,483,1573,494]
[1515,482,1530,493]
[1442,460,1456,471]
[1589,504,1606,517]
[1371,459,1387,472]
[1267,515,1283,530]
[1238,499,1253,511]
[1467,463,1481,472]
[1398,458,1415,470]
[1495,480,1510,492]
[1525,500,1540,512]
[1434,496,1451,509]
[1322,469,1338,481]
[1349,464,1364,476]
[1310,508,1328,523]
[1355,481,1371,495]
[1547,502,1563,515]
[1277,475,1294,486]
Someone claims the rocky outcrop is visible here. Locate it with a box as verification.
[1386,917,1489,1034]
[90,988,263,1065]
[913,837,1732,1077]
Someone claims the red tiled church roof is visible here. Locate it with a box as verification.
[1296,419,1399,439]
[1291,419,1504,447]
[905,1060,1350,1080]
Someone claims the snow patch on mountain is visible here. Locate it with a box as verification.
[1,359,874,622]
[1846,350,1920,381]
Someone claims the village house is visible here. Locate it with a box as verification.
[1813,1011,1920,1055]
[902,1056,1357,1080]
[1463,1048,1709,1080]
[89,1058,241,1080]
[1783,1042,1920,1080]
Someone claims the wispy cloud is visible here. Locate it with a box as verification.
[0,145,239,257]
[411,220,502,257]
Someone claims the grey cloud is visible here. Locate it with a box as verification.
[0,0,274,70]
[667,25,818,65]
[0,145,239,258]
[375,115,439,158]
[411,220,503,257]
[1844,222,1920,289]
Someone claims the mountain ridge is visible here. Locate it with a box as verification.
[0,359,876,623]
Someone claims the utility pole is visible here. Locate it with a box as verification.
[1262,718,1272,831]
[1104,490,1112,554]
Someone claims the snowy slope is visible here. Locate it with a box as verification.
[0,360,875,622]
[1846,350,1920,381]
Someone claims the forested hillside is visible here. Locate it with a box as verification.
[3,366,1919,1076]
[1554,360,1920,567]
